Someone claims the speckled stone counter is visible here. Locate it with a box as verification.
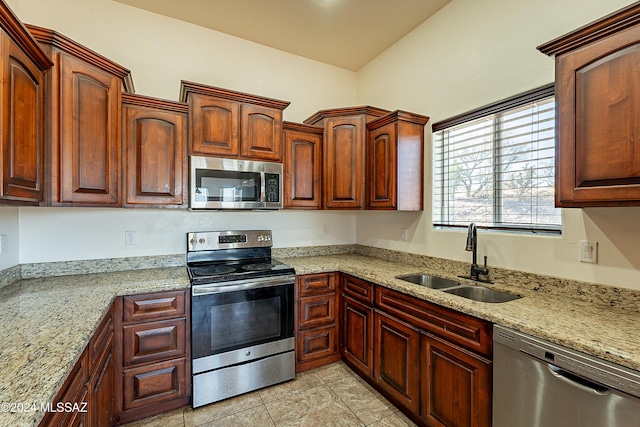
[278,253,640,374]
[0,267,189,427]
[2,248,640,426]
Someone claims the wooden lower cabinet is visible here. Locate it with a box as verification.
[89,340,115,427]
[338,276,493,427]
[420,332,491,427]
[340,274,374,378]
[122,357,188,411]
[295,273,340,371]
[40,309,113,427]
[113,289,190,425]
[341,295,374,377]
[373,310,420,414]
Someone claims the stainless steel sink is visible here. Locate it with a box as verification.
[442,285,521,303]
[396,274,461,290]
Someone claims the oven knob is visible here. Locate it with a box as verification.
[198,238,206,244]
[245,351,251,357]
[190,238,197,246]
[257,236,264,242]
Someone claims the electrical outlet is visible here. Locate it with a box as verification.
[579,240,597,263]
[0,235,6,255]
[125,231,136,246]
[322,225,329,235]
[401,228,408,241]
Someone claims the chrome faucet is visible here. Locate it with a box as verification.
[464,223,490,282]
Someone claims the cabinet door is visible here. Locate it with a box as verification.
[0,31,44,204]
[123,103,186,206]
[324,116,365,209]
[341,295,373,378]
[89,344,114,427]
[241,104,283,161]
[58,52,121,205]
[189,94,239,157]
[367,121,397,209]
[39,349,88,427]
[420,332,491,427]
[88,310,114,427]
[283,126,322,209]
[555,24,640,206]
[374,311,420,413]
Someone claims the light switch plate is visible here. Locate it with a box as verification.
[580,240,597,263]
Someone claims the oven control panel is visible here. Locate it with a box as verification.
[187,230,273,251]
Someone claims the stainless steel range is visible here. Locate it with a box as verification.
[187,230,295,408]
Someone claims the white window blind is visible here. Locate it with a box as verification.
[432,86,561,233]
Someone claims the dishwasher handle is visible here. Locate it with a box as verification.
[548,364,611,396]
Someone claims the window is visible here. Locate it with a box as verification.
[432,85,561,233]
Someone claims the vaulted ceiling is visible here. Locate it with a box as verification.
[113,0,451,71]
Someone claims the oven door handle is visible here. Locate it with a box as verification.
[192,275,295,296]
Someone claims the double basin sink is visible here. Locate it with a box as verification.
[396,274,521,303]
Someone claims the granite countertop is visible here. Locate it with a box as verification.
[1,251,639,426]
[0,267,189,427]
[279,254,640,373]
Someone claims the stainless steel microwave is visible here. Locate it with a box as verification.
[190,156,283,210]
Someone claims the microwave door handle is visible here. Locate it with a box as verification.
[260,171,266,203]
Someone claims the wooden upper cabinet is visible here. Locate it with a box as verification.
[538,3,640,207]
[241,104,283,160]
[189,94,239,157]
[283,121,323,209]
[122,94,188,207]
[305,106,389,209]
[366,111,428,211]
[180,81,290,161]
[27,24,133,207]
[0,3,52,205]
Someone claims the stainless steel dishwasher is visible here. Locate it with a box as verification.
[493,325,640,427]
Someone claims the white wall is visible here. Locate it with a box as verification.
[6,0,359,264]
[18,208,355,263]
[0,207,19,269]
[355,0,640,290]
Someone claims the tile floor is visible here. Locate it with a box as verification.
[124,361,418,427]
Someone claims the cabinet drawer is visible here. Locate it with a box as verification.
[342,274,374,303]
[297,273,336,297]
[296,324,338,363]
[298,294,336,329]
[375,287,492,356]
[122,357,187,411]
[89,310,113,367]
[123,290,186,322]
[123,318,186,366]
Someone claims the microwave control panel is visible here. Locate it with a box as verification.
[265,174,280,202]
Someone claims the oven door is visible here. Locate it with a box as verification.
[191,275,294,374]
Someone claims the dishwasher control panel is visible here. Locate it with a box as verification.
[494,325,640,399]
